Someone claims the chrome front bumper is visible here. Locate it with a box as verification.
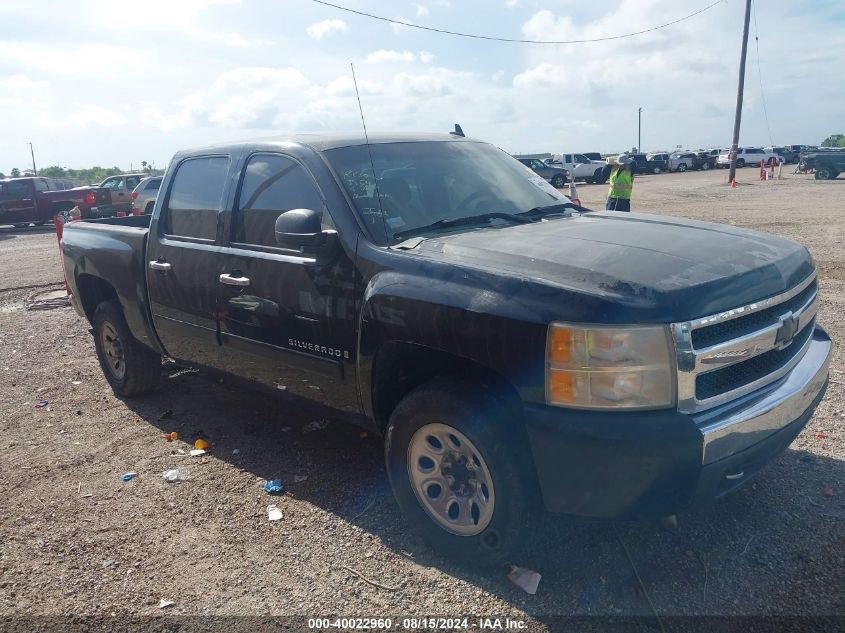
[696,326,831,465]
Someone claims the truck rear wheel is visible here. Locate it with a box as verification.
[815,166,834,180]
[385,376,536,566]
[93,300,161,397]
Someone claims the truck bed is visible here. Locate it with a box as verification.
[61,215,163,354]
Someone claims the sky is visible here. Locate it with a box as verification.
[0,0,843,173]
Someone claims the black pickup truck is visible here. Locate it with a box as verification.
[61,133,831,565]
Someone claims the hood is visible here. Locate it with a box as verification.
[409,212,814,322]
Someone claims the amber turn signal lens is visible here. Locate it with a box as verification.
[549,327,573,364]
[549,370,575,403]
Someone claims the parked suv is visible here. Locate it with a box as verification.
[667,152,698,172]
[717,147,781,168]
[516,158,568,188]
[131,176,163,215]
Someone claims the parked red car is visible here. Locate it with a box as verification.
[0,177,113,227]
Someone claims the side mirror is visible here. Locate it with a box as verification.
[275,208,337,253]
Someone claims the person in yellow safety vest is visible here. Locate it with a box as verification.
[606,154,634,212]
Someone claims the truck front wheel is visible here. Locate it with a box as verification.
[93,300,161,397]
[385,377,536,566]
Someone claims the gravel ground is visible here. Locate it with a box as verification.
[0,170,842,630]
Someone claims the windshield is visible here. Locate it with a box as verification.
[325,141,566,245]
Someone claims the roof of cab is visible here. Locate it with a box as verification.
[173,132,477,159]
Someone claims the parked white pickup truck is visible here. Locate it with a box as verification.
[548,153,608,184]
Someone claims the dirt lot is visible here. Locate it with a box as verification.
[0,169,843,630]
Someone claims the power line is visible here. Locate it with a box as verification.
[308,0,725,45]
[752,0,774,146]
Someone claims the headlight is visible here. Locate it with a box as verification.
[546,323,675,410]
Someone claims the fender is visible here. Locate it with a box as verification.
[63,222,166,356]
[356,266,550,418]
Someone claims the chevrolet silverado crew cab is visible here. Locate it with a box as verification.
[61,133,831,565]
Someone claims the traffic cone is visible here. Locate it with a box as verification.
[568,180,580,206]
[759,160,765,181]
[731,178,737,188]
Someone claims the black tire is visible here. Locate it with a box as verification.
[653,167,662,174]
[815,166,834,180]
[144,202,155,215]
[701,162,711,171]
[385,375,537,566]
[551,174,566,188]
[737,158,746,168]
[677,163,687,172]
[52,203,74,222]
[92,300,161,397]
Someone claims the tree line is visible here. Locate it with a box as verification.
[0,162,163,184]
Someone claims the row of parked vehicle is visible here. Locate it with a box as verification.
[513,143,824,188]
[0,172,162,228]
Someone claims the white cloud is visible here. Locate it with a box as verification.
[505,0,520,6]
[38,104,127,128]
[306,19,348,39]
[366,50,434,64]
[416,4,429,17]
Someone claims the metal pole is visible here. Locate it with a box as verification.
[638,107,642,153]
[728,0,752,185]
[27,142,37,176]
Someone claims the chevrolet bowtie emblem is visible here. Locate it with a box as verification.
[775,312,799,348]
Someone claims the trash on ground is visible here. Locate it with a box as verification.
[194,438,210,450]
[264,479,283,494]
[163,432,178,442]
[267,505,283,521]
[302,419,330,435]
[189,449,206,457]
[294,475,308,483]
[507,565,541,595]
[158,598,175,609]
[72,381,82,385]
[232,448,240,455]
[162,468,189,483]
[122,472,137,481]
[198,457,209,465]
[822,486,834,497]
[35,400,49,409]
[815,433,828,439]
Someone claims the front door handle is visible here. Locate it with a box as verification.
[149,260,171,271]
[219,273,250,287]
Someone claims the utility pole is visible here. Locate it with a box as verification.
[27,142,37,176]
[637,107,642,153]
[728,0,752,185]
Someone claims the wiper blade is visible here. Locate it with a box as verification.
[391,212,532,241]
[520,201,593,217]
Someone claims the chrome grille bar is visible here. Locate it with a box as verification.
[673,272,818,413]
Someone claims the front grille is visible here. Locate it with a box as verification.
[692,279,817,349]
[695,321,814,400]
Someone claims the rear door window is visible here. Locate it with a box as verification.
[164,156,230,241]
[145,178,162,191]
[126,176,142,189]
[233,154,329,249]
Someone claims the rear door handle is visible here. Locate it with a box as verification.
[219,273,250,287]
[149,260,171,271]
